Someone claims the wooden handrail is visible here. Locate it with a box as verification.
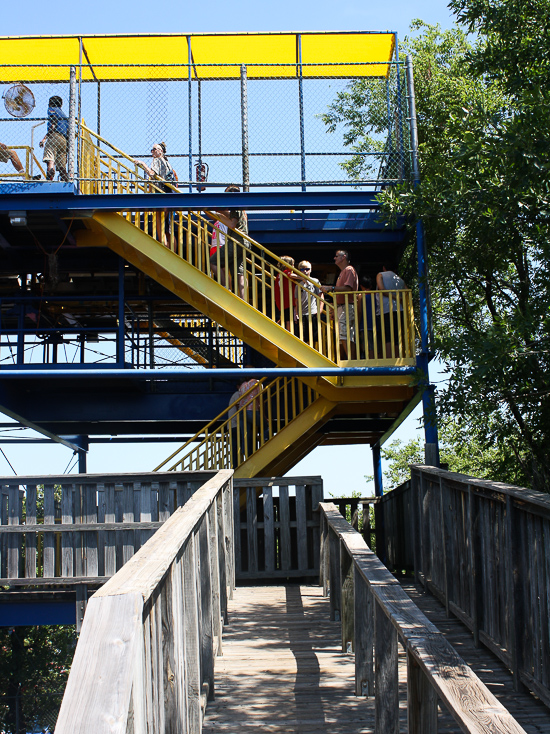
[319,501,527,734]
[56,469,234,733]
[404,465,550,708]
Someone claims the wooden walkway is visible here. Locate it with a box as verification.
[203,584,550,734]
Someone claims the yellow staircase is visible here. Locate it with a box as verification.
[75,125,418,475]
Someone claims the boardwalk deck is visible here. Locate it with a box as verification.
[203,584,550,734]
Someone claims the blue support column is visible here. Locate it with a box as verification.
[406,53,440,467]
[117,258,125,367]
[373,444,383,497]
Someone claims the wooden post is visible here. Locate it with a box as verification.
[319,513,327,591]
[407,650,437,733]
[263,486,275,574]
[279,485,291,572]
[354,566,374,696]
[183,536,201,734]
[374,603,398,734]
[505,494,524,692]
[468,484,481,647]
[208,502,222,657]
[26,484,37,579]
[246,486,258,575]
[439,476,450,617]
[329,527,341,622]
[199,514,215,701]
[340,543,354,652]
[76,584,88,634]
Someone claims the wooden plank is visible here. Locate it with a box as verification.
[263,486,275,574]
[122,482,135,565]
[374,601,399,734]
[55,592,143,734]
[159,480,171,522]
[7,485,20,579]
[139,481,153,549]
[279,485,291,572]
[408,633,528,734]
[96,484,106,577]
[103,483,116,577]
[25,484,37,579]
[310,480,323,573]
[340,544,354,653]
[208,502,222,657]
[246,486,258,575]
[183,536,201,734]
[407,649,437,734]
[161,565,178,733]
[43,483,55,578]
[199,514,215,700]
[354,565,374,696]
[328,527,341,622]
[85,484,98,578]
[233,485,242,577]
[295,485,308,572]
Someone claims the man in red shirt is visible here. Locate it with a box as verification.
[322,250,359,360]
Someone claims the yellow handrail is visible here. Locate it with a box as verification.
[78,125,418,367]
[155,376,318,472]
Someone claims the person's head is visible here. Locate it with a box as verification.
[151,142,166,158]
[334,250,350,269]
[281,256,295,268]
[298,260,312,278]
[360,275,374,291]
[381,263,396,274]
[225,185,240,193]
[49,96,63,108]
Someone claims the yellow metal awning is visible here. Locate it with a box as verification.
[0,32,395,82]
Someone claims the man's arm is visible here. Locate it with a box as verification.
[213,211,239,229]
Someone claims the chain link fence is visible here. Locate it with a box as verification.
[0,689,63,733]
[0,62,411,189]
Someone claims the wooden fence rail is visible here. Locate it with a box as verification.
[233,476,323,581]
[0,471,219,583]
[319,501,527,734]
[55,469,234,734]
[405,465,550,708]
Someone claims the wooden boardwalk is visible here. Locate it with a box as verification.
[204,584,550,734]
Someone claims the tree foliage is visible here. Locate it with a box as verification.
[324,11,550,491]
[0,625,76,733]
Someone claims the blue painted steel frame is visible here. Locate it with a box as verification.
[0,190,381,211]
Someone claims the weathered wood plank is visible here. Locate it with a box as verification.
[375,601,398,734]
[55,592,143,734]
[43,483,55,578]
[183,536,201,734]
[263,486,275,574]
[354,566,374,696]
[279,485,291,572]
[296,485,308,572]
[407,650,437,734]
[25,484,37,579]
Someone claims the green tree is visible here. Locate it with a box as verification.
[0,625,76,733]
[380,420,520,490]
[324,16,550,491]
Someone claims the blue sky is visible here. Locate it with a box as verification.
[0,0,456,493]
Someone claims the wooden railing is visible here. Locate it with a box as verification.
[55,469,234,734]
[0,470,219,583]
[78,125,417,367]
[319,501,527,734]
[405,465,550,707]
[234,476,323,581]
[155,377,318,472]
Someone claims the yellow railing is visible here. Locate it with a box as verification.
[0,145,46,179]
[155,376,318,472]
[78,125,417,366]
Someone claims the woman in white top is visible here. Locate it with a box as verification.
[135,142,176,248]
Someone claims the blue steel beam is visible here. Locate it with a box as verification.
[0,190,380,212]
[0,366,417,379]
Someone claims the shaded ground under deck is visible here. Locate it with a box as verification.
[203,584,550,734]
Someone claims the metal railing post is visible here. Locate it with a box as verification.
[240,64,250,192]
[297,34,307,191]
[68,66,77,182]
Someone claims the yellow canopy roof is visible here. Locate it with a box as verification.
[0,32,395,82]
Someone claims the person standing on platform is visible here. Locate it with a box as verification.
[209,186,249,299]
[295,260,324,346]
[39,96,69,182]
[322,250,359,360]
[376,264,407,357]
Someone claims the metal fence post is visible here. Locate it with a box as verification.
[68,66,77,182]
[240,65,250,192]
